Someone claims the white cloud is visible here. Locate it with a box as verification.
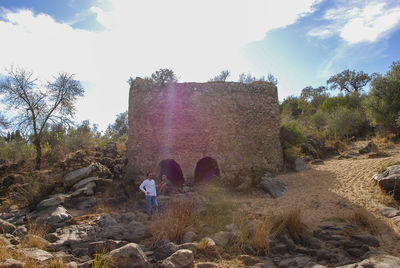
[0,0,321,130]
[309,0,400,44]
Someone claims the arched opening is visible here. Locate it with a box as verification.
[194,157,220,183]
[159,159,185,186]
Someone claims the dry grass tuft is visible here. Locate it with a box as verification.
[20,218,48,250]
[333,208,379,235]
[271,209,308,241]
[196,238,220,259]
[48,259,66,268]
[149,198,194,244]
[249,217,270,255]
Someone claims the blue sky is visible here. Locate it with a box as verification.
[1,0,400,130]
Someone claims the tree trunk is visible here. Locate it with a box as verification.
[34,139,41,170]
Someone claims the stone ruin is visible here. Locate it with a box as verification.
[127,78,283,185]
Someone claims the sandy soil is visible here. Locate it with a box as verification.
[235,146,400,256]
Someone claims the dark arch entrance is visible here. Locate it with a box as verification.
[159,159,185,186]
[194,157,220,183]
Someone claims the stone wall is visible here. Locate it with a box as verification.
[127,79,283,183]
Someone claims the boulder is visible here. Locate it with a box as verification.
[0,259,25,268]
[182,231,197,243]
[105,243,150,268]
[335,254,400,268]
[295,158,309,172]
[29,205,71,231]
[71,182,96,197]
[210,231,231,248]
[72,177,100,190]
[0,219,16,234]
[18,248,53,262]
[88,240,127,257]
[258,177,288,198]
[153,242,178,261]
[37,194,70,209]
[378,206,400,218]
[63,164,97,187]
[372,165,400,199]
[160,249,194,268]
[359,141,379,154]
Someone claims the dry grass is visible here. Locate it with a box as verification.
[48,259,67,268]
[249,217,270,255]
[92,200,115,214]
[333,208,379,235]
[374,184,400,209]
[20,218,48,250]
[271,209,308,241]
[149,198,194,244]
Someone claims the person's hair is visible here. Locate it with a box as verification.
[162,174,167,179]
[146,171,152,177]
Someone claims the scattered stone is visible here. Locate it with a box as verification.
[0,259,25,268]
[160,249,194,268]
[258,176,288,198]
[195,262,217,268]
[295,158,309,172]
[378,206,400,218]
[0,219,16,234]
[71,182,96,197]
[88,240,127,257]
[359,142,379,154]
[335,254,400,268]
[177,243,197,256]
[153,242,178,261]
[37,194,69,209]
[72,176,100,190]
[182,231,197,243]
[105,243,150,268]
[18,248,53,262]
[210,231,231,248]
[278,256,313,268]
[237,255,262,266]
[351,233,379,247]
[63,164,97,187]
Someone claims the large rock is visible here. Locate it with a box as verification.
[105,243,150,268]
[18,248,53,262]
[0,259,25,268]
[37,194,70,209]
[160,249,194,268]
[336,254,400,268]
[258,177,288,198]
[359,141,379,154]
[372,164,400,199]
[99,220,147,243]
[0,219,16,234]
[29,205,72,231]
[88,240,128,257]
[295,158,309,172]
[70,182,96,197]
[153,242,178,261]
[63,164,97,187]
[72,177,100,190]
[210,231,231,248]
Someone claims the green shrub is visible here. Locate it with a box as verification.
[280,122,307,149]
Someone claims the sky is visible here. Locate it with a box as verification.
[0,0,400,131]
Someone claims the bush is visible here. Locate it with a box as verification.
[280,122,307,149]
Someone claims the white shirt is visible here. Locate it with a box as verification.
[139,179,157,196]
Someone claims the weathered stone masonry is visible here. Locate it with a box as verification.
[127,79,283,183]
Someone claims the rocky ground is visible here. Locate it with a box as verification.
[1,140,400,267]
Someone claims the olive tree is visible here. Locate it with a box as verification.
[0,67,84,169]
[327,69,371,93]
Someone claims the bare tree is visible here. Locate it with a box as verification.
[0,67,84,169]
[209,70,231,82]
[267,73,278,86]
[151,68,177,86]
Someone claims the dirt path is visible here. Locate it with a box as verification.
[235,154,400,256]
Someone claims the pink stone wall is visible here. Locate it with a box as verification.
[127,79,283,182]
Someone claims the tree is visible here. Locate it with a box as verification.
[327,69,371,93]
[238,72,262,83]
[151,68,177,86]
[364,61,400,136]
[209,70,230,82]
[267,73,278,86]
[0,67,84,169]
[105,111,128,140]
[300,86,329,110]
